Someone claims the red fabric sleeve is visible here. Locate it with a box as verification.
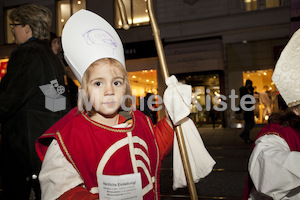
[154,116,174,159]
[59,186,99,200]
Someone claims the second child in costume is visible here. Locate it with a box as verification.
[243,28,300,200]
[36,10,174,200]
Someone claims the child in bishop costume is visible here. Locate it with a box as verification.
[36,10,174,200]
[243,28,300,200]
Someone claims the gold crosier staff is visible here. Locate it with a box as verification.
[116,0,198,199]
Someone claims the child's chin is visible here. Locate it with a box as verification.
[101,109,119,116]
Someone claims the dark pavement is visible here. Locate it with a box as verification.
[160,124,264,200]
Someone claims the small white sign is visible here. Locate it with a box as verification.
[98,173,143,200]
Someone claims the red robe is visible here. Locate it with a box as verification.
[243,123,300,200]
[36,107,174,200]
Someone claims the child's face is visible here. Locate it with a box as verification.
[87,63,126,117]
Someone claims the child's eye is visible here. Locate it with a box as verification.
[114,81,123,86]
[94,81,102,87]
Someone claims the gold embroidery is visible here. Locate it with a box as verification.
[82,112,135,132]
[42,133,55,137]
[125,119,133,125]
[56,131,83,179]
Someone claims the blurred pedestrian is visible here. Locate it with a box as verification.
[50,32,62,55]
[243,28,300,200]
[140,92,155,123]
[253,86,260,119]
[50,32,78,108]
[0,4,71,199]
[239,79,255,143]
[259,85,272,121]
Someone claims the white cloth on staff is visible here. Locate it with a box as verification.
[163,75,216,190]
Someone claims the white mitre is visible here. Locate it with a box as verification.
[272,29,300,107]
[62,9,125,83]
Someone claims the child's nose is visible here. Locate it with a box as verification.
[104,84,114,95]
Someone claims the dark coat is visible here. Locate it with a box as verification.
[0,39,72,197]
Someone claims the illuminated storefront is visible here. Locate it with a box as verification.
[243,69,279,124]
[0,58,8,81]
[128,69,158,108]
[163,38,225,127]
[177,71,224,127]
[126,67,159,124]
[128,70,157,95]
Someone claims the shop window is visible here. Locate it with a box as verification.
[128,69,157,96]
[128,69,158,123]
[265,0,280,8]
[177,73,223,126]
[243,69,278,124]
[244,0,258,11]
[128,69,157,107]
[244,0,281,11]
[0,59,9,81]
[57,0,86,36]
[115,0,150,29]
[5,8,16,44]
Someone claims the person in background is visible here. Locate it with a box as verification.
[50,32,78,107]
[259,85,272,121]
[36,10,174,200]
[50,32,62,55]
[253,86,260,120]
[141,92,155,123]
[243,28,300,200]
[0,4,71,199]
[239,79,255,143]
